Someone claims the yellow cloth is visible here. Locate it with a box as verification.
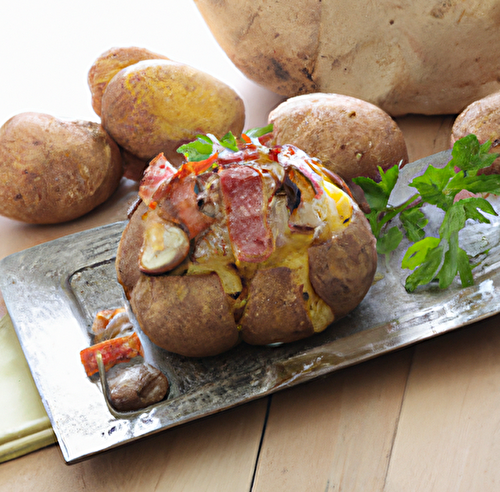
[0,314,57,463]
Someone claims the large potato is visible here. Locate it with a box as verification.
[101,60,245,167]
[0,112,123,224]
[269,93,409,182]
[88,46,169,118]
[451,91,500,174]
[194,0,500,116]
[116,135,377,357]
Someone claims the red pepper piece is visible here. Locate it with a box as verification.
[80,333,144,377]
[219,165,274,263]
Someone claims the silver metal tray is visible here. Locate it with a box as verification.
[2,150,500,464]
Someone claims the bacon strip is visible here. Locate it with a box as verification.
[139,153,177,205]
[80,333,144,377]
[219,165,274,263]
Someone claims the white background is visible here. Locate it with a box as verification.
[0,0,284,131]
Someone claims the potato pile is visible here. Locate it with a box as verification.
[0,47,245,224]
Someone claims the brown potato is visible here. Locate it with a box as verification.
[195,0,500,116]
[0,112,123,224]
[130,273,239,358]
[239,267,315,345]
[308,209,377,319]
[116,202,148,297]
[116,137,377,358]
[451,91,500,174]
[88,46,169,118]
[101,60,245,167]
[269,93,408,182]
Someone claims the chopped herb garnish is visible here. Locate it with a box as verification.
[244,123,274,139]
[176,124,274,161]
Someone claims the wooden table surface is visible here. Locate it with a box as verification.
[2,115,500,492]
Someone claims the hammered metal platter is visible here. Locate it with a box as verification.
[2,150,500,464]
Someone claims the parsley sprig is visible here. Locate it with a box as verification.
[353,135,500,292]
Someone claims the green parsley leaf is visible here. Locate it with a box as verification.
[376,226,403,255]
[220,132,239,151]
[446,172,500,196]
[409,161,455,211]
[245,123,273,138]
[177,135,213,162]
[177,125,274,161]
[405,246,445,292]
[402,236,440,270]
[449,134,497,173]
[354,165,399,212]
[400,206,428,242]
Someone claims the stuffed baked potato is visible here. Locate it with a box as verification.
[116,132,377,357]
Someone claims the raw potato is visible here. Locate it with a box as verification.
[451,91,500,174]
[116,140,377,358]
[0,112,123,224]
[269,93,409,182]
[88,46,169,118]
[101,60,245,167]
[194,0,500,116]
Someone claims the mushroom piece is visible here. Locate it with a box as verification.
[106,358,169,412]
[139,218,190,274]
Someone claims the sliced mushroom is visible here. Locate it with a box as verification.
[139,217,190,274]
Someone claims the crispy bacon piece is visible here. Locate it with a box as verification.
[80,332,144,377]
[217,147,260,165]
[139,153,177,205]
[219,165,274,263]
[156,173,215,239]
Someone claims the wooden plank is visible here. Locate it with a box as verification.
[0,398,268,492]
[252,349,413,492]
[384,314,500,492]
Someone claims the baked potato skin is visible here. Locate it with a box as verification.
[239,267,315,345]
[269,93,408,182]
[101,60,245,167]
[451,91,500,175]
[88,46,169,118]
[116,202,148,297]
[130,273,239,358]
[308,209,377,320]
[0,112,123,224]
